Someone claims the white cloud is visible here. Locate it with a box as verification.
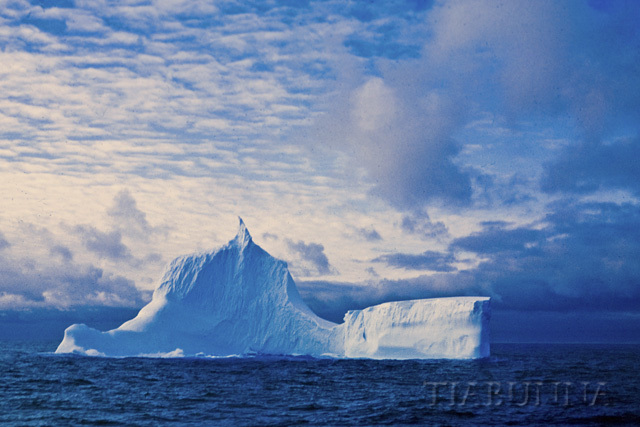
[351,77,397,132]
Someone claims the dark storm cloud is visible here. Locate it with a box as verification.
[496,0,640,196]
[541,137,640,196]
[372,250,455,272]
[451,201,640,313]
[451,226,545,255]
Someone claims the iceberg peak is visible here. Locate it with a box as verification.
[233,216,252,248]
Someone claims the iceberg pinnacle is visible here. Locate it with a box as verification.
[234,216,252,248]
[56,221,491,359]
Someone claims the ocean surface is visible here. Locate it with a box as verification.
[1,341,639,426]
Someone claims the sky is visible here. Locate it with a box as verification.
[1,0,639,343]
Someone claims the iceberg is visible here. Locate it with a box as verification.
[56,219,490,359]
[342,298,490,359]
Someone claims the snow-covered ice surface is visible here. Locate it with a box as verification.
[56,219,490,359]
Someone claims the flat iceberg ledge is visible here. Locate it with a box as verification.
[56,219,490,360]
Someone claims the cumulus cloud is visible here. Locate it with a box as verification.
[57,190,167,270]
[311,0,640,211]
[261,232,278,241]
[334,76,473,209]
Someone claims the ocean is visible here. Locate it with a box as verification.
[1,341,639,426]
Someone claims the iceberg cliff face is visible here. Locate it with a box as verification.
[342,298,490,359]
[56,219,490,359]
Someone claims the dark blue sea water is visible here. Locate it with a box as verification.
[1,342,639,426]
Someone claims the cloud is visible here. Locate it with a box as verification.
[298,280,377,323]
[425,0,570,115]
[3,4,323,133]
[372,250,455,272]
[108,189,166,240]
[0,306,140,340]
[426,0,640,199]
[341,0,430,59]
[541,136,640,196]
[365,266,378,277]
[0,225,146,310]
[450,201,640,313]
[73,225,133,261]
[337,77,473,209]
[355,227,382,242]
[286,239,335,276]
[50,244,73,262]
[400,211,448,239]
[53,190,168,273]
[300,199,640,340]
[0,187,172,311]
[451,224,545,255]
[309,0,640,212]
[0,232,9,250]
[0,0,639,345]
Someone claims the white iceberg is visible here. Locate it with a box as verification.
[56,219,490,359]
[342,298,490,359]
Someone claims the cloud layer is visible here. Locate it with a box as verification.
[1,0,639,342]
